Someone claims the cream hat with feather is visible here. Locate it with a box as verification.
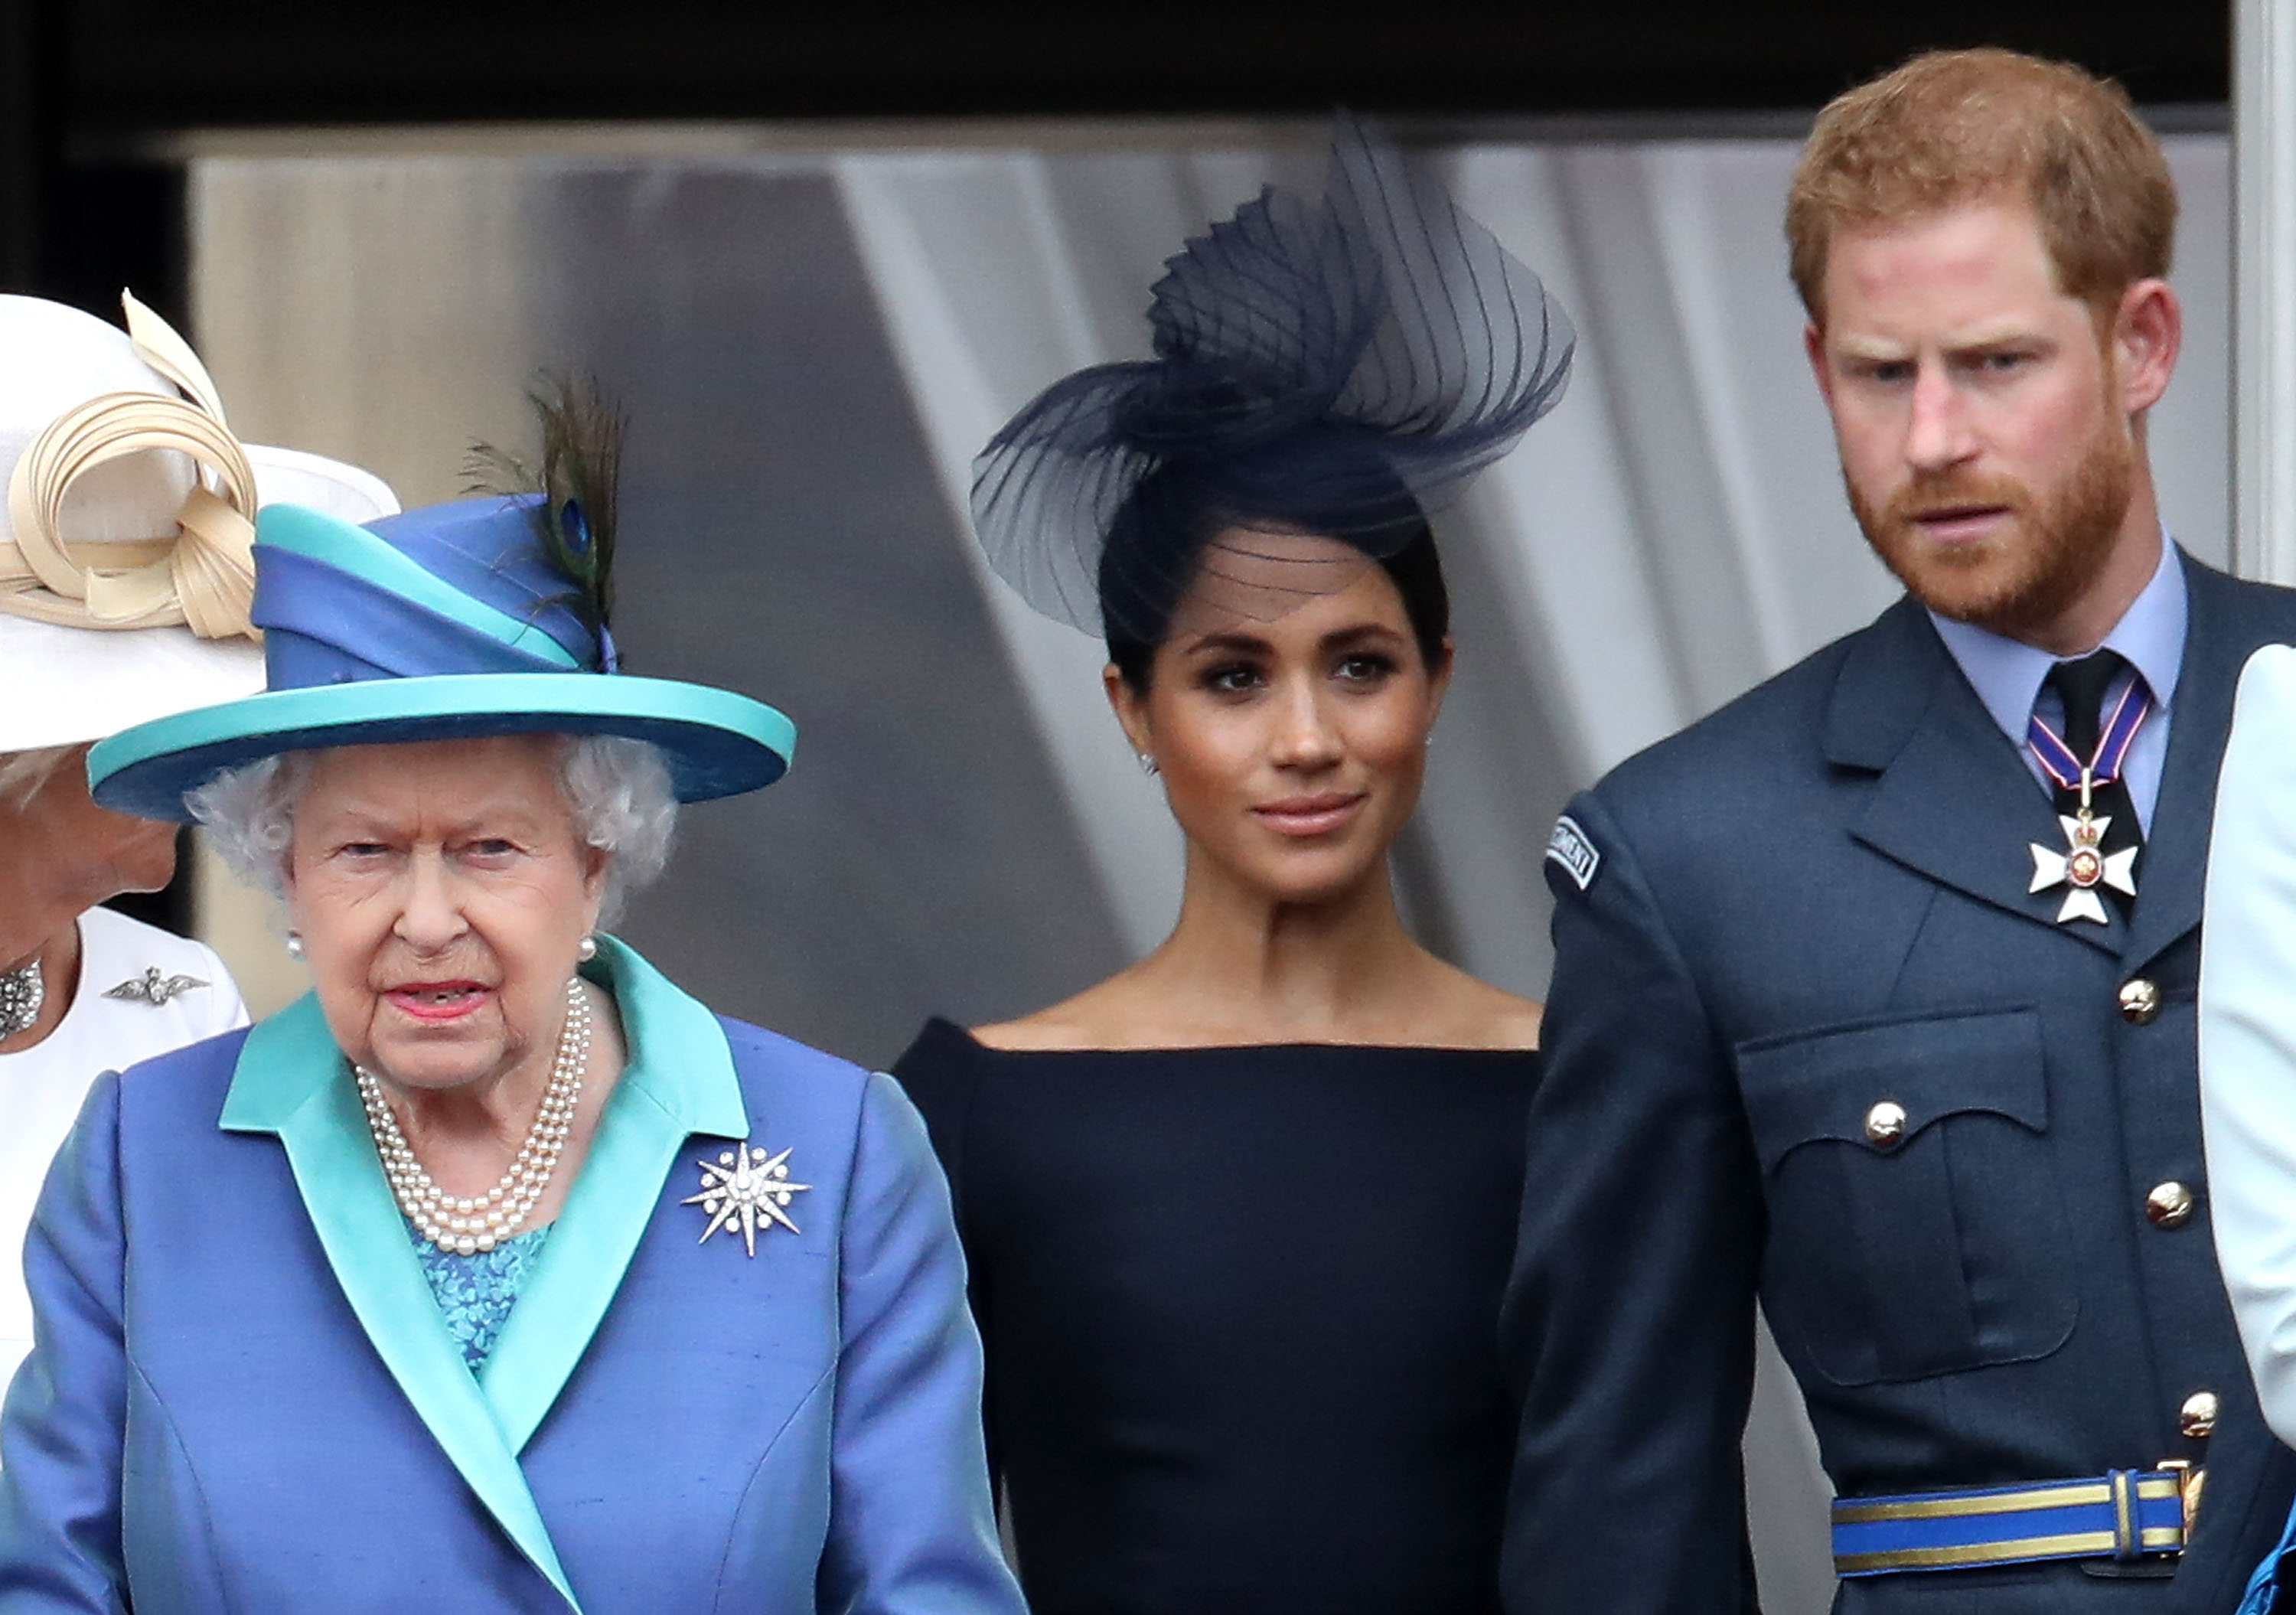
[0,292,397,755]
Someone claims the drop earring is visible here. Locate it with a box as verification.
[1137,752,1160,777]
[284,931,305,961]
[577,935,598,962]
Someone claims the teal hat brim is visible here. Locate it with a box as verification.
[89,672,796,823]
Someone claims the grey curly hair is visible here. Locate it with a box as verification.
[187,733,678,926]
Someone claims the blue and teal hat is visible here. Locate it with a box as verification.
[87,493,794,821]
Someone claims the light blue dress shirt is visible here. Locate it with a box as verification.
[1929,538,2187,834]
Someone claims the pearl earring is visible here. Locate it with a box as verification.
[284,931,305,961]
[1137,752,1159,777]
[577,935,598,962]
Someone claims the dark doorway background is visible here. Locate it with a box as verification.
[4,0,2235,302]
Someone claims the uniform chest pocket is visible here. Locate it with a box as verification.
[1736,1007,2078,1388]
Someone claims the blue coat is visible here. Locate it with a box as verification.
[0,939,1026,1615]
[1504,554,2296,1613]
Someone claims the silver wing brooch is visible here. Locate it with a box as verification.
[103,967,210,1007]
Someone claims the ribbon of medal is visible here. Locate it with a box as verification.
[2025,678,2151,925]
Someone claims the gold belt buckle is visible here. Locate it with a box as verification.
[2160,1460,2206,1548]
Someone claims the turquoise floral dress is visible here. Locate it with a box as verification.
[411,1225,553,1373]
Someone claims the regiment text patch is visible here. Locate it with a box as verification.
[1546,814,1600,891]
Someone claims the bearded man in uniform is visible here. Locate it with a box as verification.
[1505,48,2296,1615]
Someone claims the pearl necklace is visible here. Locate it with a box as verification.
[357,978,590,1255]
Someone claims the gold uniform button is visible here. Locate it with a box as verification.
[1864,1101,1908,1150]
[2147,1181,2196,1228]
[2180,1391,2219,1440]
[2119,978,2163,1024]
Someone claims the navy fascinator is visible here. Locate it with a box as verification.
[970,114,1575,642]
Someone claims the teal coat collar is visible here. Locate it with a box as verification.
[217,937,749,1612]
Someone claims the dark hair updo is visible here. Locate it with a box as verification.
[1098,431,1453,693]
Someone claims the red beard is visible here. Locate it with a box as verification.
[1849,423,2134,643]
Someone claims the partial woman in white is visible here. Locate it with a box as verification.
[2199,642,2296,1610]
[0,292,393,1385]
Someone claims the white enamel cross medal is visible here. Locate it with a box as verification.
[685,1142,810,1256]
[2029,782,2137,926]
[2024,674,2151,928]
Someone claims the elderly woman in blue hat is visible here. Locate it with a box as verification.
[0,396,1023,1615]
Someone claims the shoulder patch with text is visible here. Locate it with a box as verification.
[1546,814,1600,892]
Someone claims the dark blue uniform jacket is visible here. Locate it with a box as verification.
[1504,554,2296,1614]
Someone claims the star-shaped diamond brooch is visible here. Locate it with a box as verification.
[683,1143,810,1257]
[2029,810,2137,926]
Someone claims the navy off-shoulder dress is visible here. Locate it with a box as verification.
[892,1017,1538,1615]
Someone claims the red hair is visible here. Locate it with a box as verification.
[1787,48,2176,321]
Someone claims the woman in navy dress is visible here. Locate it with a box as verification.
[892,117,1574,1615]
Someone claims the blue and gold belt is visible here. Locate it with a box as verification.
[1833,1467,2200,1576]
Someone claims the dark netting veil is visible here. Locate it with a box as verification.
[970,113,1575,643]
